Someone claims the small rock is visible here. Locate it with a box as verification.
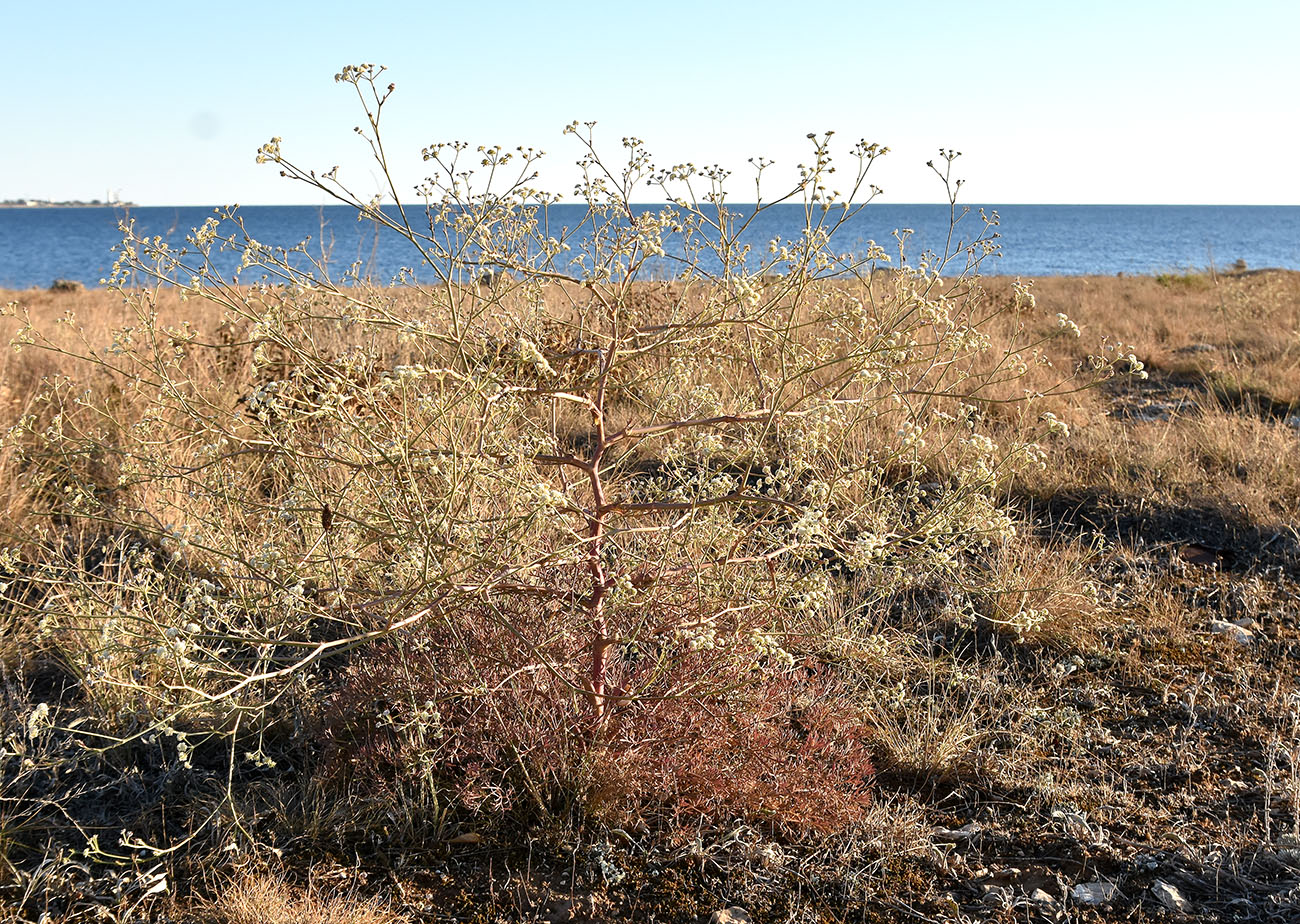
[709,908,753,924]
[932,821,982,841]
[1285,414,1300,431]
[1071,880,1119,905]
[1152,879,1190,913]
[1176,343,1217,354]
[1116,399,1197,423]
[1030,888,1055,905]
[1210,619,1254,645]
[444,832,483,844]
[1178,543,1222,568]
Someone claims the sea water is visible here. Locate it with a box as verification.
[2,203,1298,289]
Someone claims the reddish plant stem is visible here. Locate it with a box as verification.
[586,343,613,732]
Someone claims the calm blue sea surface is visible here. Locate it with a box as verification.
[2,204,1298,289]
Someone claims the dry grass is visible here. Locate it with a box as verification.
[208,872,403,924]
[3,272,1300,922]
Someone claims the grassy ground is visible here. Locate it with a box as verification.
[3,270,1300,923]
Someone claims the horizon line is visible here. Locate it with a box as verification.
[7,201,1300,209]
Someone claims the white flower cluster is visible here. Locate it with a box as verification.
[789,569,834,614]
[895,420,927,450]
[529,481,572,512]
[398,318,432,343]
[1056,312,1081,337]
[959,433,1000,483]
[846,532,890,571]
[948,325,991,354]
[790,507,829,545]
[392,364,432,381]
[731,274,764,310]
[516,337,556,376]
[678,620,721,651]
[1012,279,1037,310]
[26,702,51,740]
[105,326,137,356]
[255,136,283,165]
[245,380,287,418]
[187,216,221,250]
[1040,411,1070,438]
[747,629,795,668]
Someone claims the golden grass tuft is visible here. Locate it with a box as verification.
[210,872,404,924]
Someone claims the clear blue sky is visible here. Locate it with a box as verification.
[5,0,1297,205]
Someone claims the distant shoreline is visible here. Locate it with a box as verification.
[0,200,136,209]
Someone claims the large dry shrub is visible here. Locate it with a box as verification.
[0,64,1139,842]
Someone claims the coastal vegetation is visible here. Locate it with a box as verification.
[2,66,1300,922]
